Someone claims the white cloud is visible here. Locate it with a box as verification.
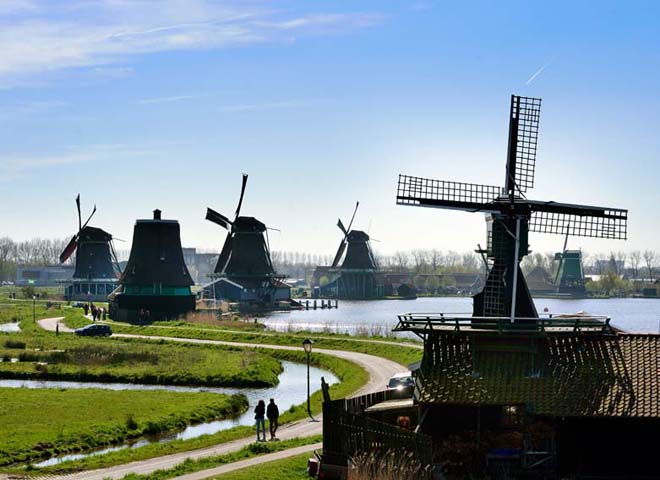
[0,1,382,87]
[138,94,205,105]
[218,100,313,113]
[0,143,158,181]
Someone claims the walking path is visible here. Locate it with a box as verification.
[34,317,408,479]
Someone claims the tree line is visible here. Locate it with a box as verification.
[0,235,658,284]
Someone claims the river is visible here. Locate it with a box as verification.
[0,361,338,467]
[261,297,660,336]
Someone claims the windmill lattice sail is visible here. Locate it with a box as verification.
[396,94,627,322]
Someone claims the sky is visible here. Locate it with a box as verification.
[1,0,659,258]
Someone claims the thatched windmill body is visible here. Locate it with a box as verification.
[110,209,196,322]
[59,195,120,301]
[204,174,290,305]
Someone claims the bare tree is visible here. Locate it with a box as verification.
[410,250,428,273]
[643,250,656,280]
[629,251,641,280]
[394,251,410,271]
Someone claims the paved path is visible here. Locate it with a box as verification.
[37,317,72,333]
[35,318,408,479]
[173,443,320,480]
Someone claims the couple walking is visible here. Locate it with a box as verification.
[254,398,279,442]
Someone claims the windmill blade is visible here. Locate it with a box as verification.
[397,174,502,213]
[75,194,82,231]
[331,240,347,268]
[234,173,248,220]
[528,200,627,240]
[337,219,347,235]
[216,233,233,273]
[554,232,570,285]
[59,236,78,263]
[80,205,97,231]
[206,207,232,230]
[505,95,541,196]
[346,201,359,232]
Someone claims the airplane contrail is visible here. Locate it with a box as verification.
[526,60,553,85]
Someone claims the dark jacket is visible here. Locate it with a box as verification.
[254,403,265,419]
[267,402,279,420]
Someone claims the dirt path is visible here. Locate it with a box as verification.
[34,320,407,480]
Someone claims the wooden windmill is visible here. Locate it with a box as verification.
[397,95,627,322]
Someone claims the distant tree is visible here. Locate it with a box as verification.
[426,275,440,294]
[629,251,641,280]
[643,250,656,280]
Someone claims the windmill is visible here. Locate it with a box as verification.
[327,202,383,299]
[397,95,627,322]
[111,209,196,322]
[59,195,119,301]
[204,174,288,305]
[553,233,586,296]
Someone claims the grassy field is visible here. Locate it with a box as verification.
[0,305,283,388]
[0,387,247,467]
[99,322,423,367]
[121,436,321,480]
[29,349,366,475]
[210,452,311,480]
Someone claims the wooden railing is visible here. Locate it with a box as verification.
[323,390,432,475]
[394,312,613,334]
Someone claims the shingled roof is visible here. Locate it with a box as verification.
[417,333,660,418]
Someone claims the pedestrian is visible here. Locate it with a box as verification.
[83,303,89,316]
[267,398,280,440]
[254,400,266,442]
[55,323,59,336]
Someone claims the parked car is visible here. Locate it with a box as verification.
[387,371,414,393]
[74,324,112,337]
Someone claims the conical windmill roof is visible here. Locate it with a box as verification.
[119,212,193,287]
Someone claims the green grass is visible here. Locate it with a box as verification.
[28,349,366,475]
[0,307,282,388]
[0,387,247,467]
[104,323,422,367]
[209,452,311,480]
[121,436,321,480]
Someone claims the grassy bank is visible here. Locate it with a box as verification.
[103,323,422,367]
[209,452,311,480]
[1,307,282,388]
[121,436,321,480]
[30,349,366,475]
[0,388,247,467]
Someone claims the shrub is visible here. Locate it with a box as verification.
[125,414,138,430]
[4,340,26,349]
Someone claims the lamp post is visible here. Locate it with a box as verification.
[32,295,36,323]
[302,338,315,421]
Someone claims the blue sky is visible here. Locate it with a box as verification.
[1,0,658,257]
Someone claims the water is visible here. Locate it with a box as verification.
[0,322,20,332]
[0,361,338,467]
[262,297,660,336]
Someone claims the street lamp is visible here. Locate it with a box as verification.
[32,295,36,323]
[302,338,316,421]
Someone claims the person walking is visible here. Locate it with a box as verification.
[254,400,266,442]
[267,398,280,440]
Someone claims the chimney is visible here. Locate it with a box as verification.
[153,209,162,220]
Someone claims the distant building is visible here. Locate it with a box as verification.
[16,265,74,287]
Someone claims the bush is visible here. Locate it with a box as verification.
[125,415,138,430]
[4,340,26,349]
